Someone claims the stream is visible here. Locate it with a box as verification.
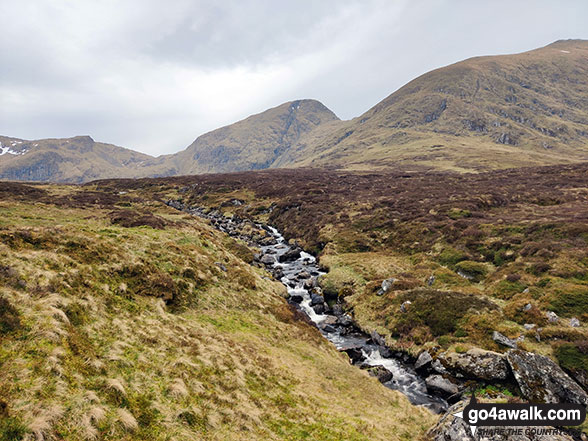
[167,201,449,414]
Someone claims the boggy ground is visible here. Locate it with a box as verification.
[0,183,435,440]
[96,164,588,408]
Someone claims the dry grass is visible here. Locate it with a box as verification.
[0,187,436,440]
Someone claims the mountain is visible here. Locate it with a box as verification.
[280,39,588,172]
[2,40,588,182]
[161,99,339,175]
[0,135,153,183]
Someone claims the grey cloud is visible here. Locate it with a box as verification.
[0,0,587,155]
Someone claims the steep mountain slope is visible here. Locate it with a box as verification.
[160,99,339,175]
[0,135,154,183]
[282,39,588,172]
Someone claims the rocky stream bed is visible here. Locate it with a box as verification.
[167,200,588,440]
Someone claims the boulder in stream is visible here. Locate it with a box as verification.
[425,375,460,398]
[278,248,302,262]
[366,366,393,383]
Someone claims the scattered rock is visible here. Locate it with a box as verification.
[297,271,310,280]
[425,375,459,397]
[427,274,435,286]
[400,300,412,313]
[506,350,588,406]
[570,317,580,327]
[377,278,396,295]
[546,311,559,323]
[215,262,227,272]
[492,331,517,349]
[415,350,433,371]
[523,323,536,330]
[522,303,532,312]
[321,316,338,326]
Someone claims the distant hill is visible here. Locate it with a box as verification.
[161,99,339,175]
[2,40,588,182]
[0,135,153,183]
[282,39,588,172]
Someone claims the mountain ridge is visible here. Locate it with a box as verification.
[2,39,588,182]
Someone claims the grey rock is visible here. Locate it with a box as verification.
[425,375,459,397]
[312,303,326,314]
[337,315,354,327]
[546,311,559,323]
[370,331,386,347]
[415,350,433,371]
[278,248,301,262]
[376,278,396,295]
[321,316,338,326]
[367,366,393,383]
[331,304,344,316]
[260,254,275,265]
[321,324,336,333]
[522,303,532,311]
[506,350,588,406]
[523,323,536,330]
[492,331,517,349]
[289,295,303,304]
[432,359,449,375]
[343,347,364,364]
[215,262,227,272]
[427,274,435,286]
[400,300,412,313]
[436,348,511,381]
[570,317,580,327]
[310,293,324,306]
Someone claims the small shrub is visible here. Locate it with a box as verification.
[0,415,27,441]
[506,274,521,282]
[437,247,467,266]
[393,289,498,338]
[64,302,88,326]
[455,260,489,282]
[0,297,21,335]
[527,262,551,276]
[554,341,588,373]
[549,288,588,317]
[494,279,526,300]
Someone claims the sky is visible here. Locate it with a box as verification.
[1,0,587,156]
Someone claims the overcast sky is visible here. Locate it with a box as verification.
[1,0,586,156]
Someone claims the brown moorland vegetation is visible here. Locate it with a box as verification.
[93,164,588,387]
